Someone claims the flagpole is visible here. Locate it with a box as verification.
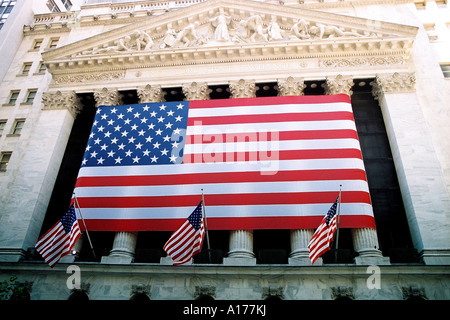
[73,192,97,260]
[201,189,212,263]
[334,185,342,263]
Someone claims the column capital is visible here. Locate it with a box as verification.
[370,72,416,100]
[93,87,122,107]
[42,90,83,117]
[182,81,211,101]
[229,79,257,98]
[137,84,166,103]
[322,74,354,96]
[277,77,306,96]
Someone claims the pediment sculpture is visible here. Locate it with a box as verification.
[74,10,372,57]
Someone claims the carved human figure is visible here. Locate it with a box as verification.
[290,19,310,40]
[160,23,177,49]
[239,15,268,42]
[95,35,133,54]
[132,30,153,50]
[174,22,205,47]
[267,16,284,41]
[210,8,232,42]
[309,23,361,39]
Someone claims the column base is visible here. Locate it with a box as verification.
[101,255,134,264]
[223,257,257,266]
[354,249,390,265]
[160,256,192,265]
[60,254,77,264]
[288,248,322,265]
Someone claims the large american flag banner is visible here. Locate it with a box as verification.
[74,94,375,231]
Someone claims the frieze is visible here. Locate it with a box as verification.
[319,56,405,68]
[53,71,126,85]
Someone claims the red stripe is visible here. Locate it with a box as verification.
[76,191,371,208]
[188,111,354,126]
[75,169,367,188]
[79,215,375,231]
[183,149,363,164]
[186,129,359,145]
[189,94,351,109]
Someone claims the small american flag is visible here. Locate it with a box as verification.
[163,201,204,265]
[308,196,339,264]
[35,204,81,268]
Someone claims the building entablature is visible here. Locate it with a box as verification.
[40,0,418,90]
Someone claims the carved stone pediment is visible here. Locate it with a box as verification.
[42,0,418,80]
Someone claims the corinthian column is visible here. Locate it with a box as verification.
[182,82,211,100]
[93,88,138,264]
[275,77,317,265]
[352,228,388,265]
[223,79,257,265]
[321,75,387,265]
[93,87,122,107]
[277,77,306,96]
[229,79,257,98]
[322,74,354,96]
[137,84,166,103]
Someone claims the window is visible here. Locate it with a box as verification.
[62,0,72,11]
[32,39,43,51]
[24,90,37,104]
[7,90,19,105]
[11,119,24,135]
[436,0,448,8]
[48,38,59,49]
[46,0,60,13]
[37,62,46,74]
[21,62,32,76]
[440,63,450,78]
[0,152,12,171]
[414,0,426,9]
[0,120,6,135]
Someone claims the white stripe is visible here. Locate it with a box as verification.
[188,102,352,118]
[183,138,361,155]
[186,120,357,136]
[76,203,374,220]
[77,158,366,177]
[74,180,369,198]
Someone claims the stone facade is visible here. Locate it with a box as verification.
[0,0,449,300]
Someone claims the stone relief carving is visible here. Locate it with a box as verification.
[74,9,370,57]
[319,56,405,68]
[53,71,125,85]
[210,8,233,42]
[159,23,177,49]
